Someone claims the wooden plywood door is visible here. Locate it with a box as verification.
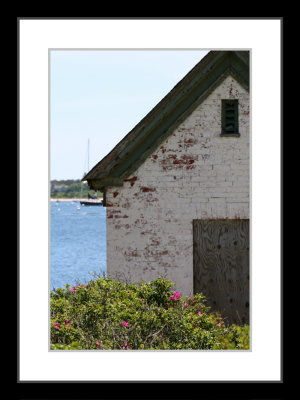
[193,219,249,325]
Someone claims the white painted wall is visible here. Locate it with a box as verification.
[105,75,250,295]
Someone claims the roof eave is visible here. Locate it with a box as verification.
[84,51,249,189]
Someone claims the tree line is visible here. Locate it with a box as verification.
[51,179,102,199]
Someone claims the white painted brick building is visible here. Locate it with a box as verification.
[84,51,250,315]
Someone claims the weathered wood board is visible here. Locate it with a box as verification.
[193,219,249,325]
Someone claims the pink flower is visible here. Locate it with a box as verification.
[183,303,188,308]
[65,319,70,325]
[96,340,103,349]
[122,321,129,328]
[53,321,61,330]
[197,311,202,316]
[70,286,76,292]
[170,291,181,301]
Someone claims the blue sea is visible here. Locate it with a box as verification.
[50,201,106,290]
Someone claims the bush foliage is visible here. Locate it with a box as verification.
[50,277,249,350]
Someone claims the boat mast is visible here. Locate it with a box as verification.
[87,138,90,172]
[81,139,90,199]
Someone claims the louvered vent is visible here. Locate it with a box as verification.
[221,99,240,136]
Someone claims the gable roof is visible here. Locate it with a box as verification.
[83,51,249,190]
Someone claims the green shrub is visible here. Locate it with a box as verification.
[50,277,250,350]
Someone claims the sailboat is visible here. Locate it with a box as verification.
[80,193,103,206]
[80,139,103,206]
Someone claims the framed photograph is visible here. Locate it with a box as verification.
[17,17,282,397]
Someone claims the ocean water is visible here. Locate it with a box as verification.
[50,201,106,290]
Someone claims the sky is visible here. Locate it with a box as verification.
[50,49,209,180]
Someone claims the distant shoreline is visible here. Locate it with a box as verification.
[50,198,103,202]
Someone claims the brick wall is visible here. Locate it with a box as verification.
[105,75,250,295]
